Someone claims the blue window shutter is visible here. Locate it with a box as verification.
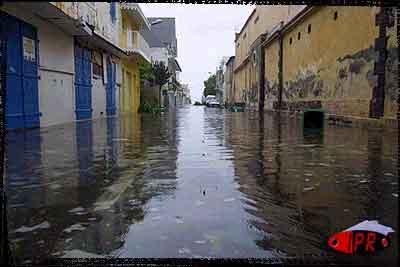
[110,2,116,23]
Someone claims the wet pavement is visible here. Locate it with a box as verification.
[5,105,398,264]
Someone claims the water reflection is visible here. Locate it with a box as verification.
[5,106,398,264]
[224,111,397,263]
[6,112,180,263]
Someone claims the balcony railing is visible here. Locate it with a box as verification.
[50,2,97,28]
[126,31,151,62]
[120,3,151,30]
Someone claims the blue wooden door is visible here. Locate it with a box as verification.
[21,22,40,128]
[0,11,40,129]
[74,41,92,120]
[106,57,116,116]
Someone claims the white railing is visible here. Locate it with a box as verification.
[138,32,151,60]
[77,2,97,27]
[50,2,97,27]
[125,31,151,62]
[120,3,151,30]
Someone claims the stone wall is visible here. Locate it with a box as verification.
[261,6,397,123]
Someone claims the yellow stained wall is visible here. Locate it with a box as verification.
[120,59,140,113]
[280,6,380,117]
[118,9,141,114]
[234,5,305,106]
[235,5,305,68]
[264,39,280,110]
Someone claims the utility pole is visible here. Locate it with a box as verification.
[370,7,394,118]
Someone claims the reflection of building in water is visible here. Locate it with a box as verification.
[224,113,398,258]
[5,111,180,262]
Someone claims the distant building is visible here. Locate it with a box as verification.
[141,17,182,107]
[216,56,229,105]
[181,83,191,104]
[224,56,235,106]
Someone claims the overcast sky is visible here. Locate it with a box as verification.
[139,4,254,102]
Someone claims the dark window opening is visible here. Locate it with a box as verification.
[308,24,311,33]
[92,51,103,80]
[254,16,259,24]
[298,32,301,40]
[243,33,247,40]
[289,37,293,45]
[334,11,338,20]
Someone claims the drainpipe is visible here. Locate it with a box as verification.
[277,30,283,111]
[258,35,266,114]
[370,7,393,118]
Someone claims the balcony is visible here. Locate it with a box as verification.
[120,3,151,30]
[125,31,151,63]
[16,2,92,36]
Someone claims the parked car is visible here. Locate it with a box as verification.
[205,95,216,104]
[207,99,221,108]
[205,95,220,107]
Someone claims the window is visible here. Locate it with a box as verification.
[110,2,116,24]
[289,37,293,45]
[297,32,301,40]
[92,50,103,80]
[243,33,247,40]
[334,11,338,20]
[254,15,259,24]
[308,24,311,33]
[127,30,136,48]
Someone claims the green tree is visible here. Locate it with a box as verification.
[139,61,155,83]
[203,74,216,97]
[152,61,171,107]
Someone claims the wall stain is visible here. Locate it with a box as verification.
[337,46,376,63]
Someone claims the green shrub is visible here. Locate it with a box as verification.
[138,102,163,114]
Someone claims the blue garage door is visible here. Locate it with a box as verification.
[106,57,116,116]
[74,41,92,120]
[0,11,40,130]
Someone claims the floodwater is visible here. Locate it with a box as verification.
[5,106,398,265]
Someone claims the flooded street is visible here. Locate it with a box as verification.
[5,106,398,264]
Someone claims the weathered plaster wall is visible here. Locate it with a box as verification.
[234,5,305,69]
[234,5,305,109]
[224,59,235,105]
[280,6,380,117]
[384,7,398,118]
[264,39,280,111]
